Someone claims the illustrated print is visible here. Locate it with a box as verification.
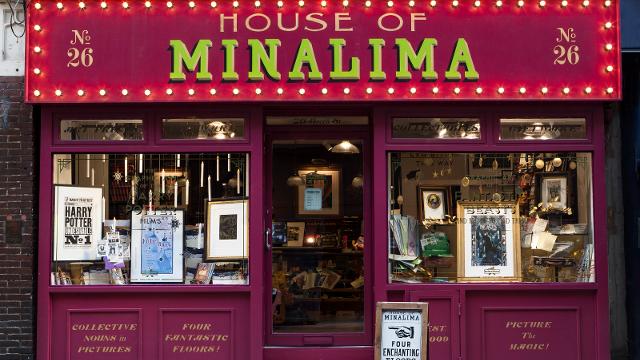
[471,215,507,267]
[547,180,562,203]
[389,326,415,339]
[219,214,238,240]
[427,193,441,209]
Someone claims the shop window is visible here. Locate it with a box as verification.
[391,118,481,140]
[161,118,245,140]
[270,140,365,334]
[51,153,249,286]
[499,118,587,140]
[60,119,144,141]
[388,152,594,284]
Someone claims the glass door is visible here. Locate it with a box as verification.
[265,131,370,346]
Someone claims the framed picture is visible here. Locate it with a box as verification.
[130,209,184,283]
[418,186,449,220]
[297,168,341,216]
[153,170,186,208]
[535,172,578,222]
[285,222,305,247]
[457,201,521,282]
[53,185,103,261]
[375,302,429,360]
[206,199,249,260]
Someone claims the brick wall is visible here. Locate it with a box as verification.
[0,76,35,360]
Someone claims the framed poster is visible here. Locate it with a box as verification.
[535,172,578,223]
[53,185,103,261]
[297,169,341,216]
[206,199,249,260]
[457,202,521,282]
[417,186,449,221]
[375,302,429,360]
[285,222,305,247]
[130,209,184,283]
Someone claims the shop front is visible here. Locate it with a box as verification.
[27,1,620,359]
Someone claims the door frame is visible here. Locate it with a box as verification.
[263,122,374,347]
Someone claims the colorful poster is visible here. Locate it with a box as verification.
[130,210,184,283]
[54,185,102,261]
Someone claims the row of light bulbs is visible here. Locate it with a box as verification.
[31,85,617,97]
[33,0,613,9]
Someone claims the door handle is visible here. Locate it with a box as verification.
[265,228,272,251]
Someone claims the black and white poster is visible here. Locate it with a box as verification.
[54,185,103,261]
[376,302,429,360]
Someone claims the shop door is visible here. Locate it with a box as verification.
[264,125,372,346]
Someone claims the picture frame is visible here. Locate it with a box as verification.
[535,172,578,223]
[375,302,429,360]
[285,222,305,247]
[297,168,341,216]
[53,185,103,261]
[206,199,249,260]
[456,201,521,282]
[153,170,187,209]
[130,209,184,283]
[417,186,450,221]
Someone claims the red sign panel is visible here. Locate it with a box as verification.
[26,0,620,102]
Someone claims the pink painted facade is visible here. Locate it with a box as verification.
[35,102,611,360]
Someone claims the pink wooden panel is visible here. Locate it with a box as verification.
[465,291,597,360]
[159,309,233,360]
[67,309,142,360]
[263,346,373,360]
[408,290,460,360]
[51,293,249,360]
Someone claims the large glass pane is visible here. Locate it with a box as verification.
[388,152,594,283]
[271,140,365,334]
[60,119,143,141]
[51,153,249,285]
[162,118,245,140]
[392,118,481,140]
[499,118,587,140]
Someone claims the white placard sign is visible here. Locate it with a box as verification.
[53,185,103,261]
[376,302,429,360]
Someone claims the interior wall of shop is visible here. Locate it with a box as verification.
[0,76,36,360]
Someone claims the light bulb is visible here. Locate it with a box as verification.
[233,88,240,95]
[77,89,85,96]
[233,0,240,7]
[606,65,614,72]
[277,0,283,6]
[34,46,41,53]
[99,89,106,96]
[55,89,62,96]
[121,89,128,96]
[453,87,461,94]
[604,0,611,6]
[189,0,196,7]
[166,88,173,95]
[409,0,415,6]
[605,21,613,29]
[321,88,328,95]
[452,0,458,6]
[33,90,41,97]
[517,0,524,6]
[145,1,151,7]
[122,2,129,9]
[519,87,526,94]
[498,87,505,94]
[430,0,436,5]
[541,87,549,94]
[343,88,351,94]
[101,1,107,8]
[561,0,567,6]
[209,88,217,95]
[387,0,394,6]
[387,87,395,94]
[34,25,42,31]
[255,0,261,6]
[432,87,439,94]
[298,0,304,6]
[277,88,284,95]
[79,2,86,9]
[188,88,195,96]
[56,2,63,9]
[299,88,306,95]
[255,88,262,95]
[476,87,483,94]
[34,2,42,9]
[605,43,613,51]
[33,68,41,75]
[211,1,218,7]
[582,0,589,6]
[366,87,373,94]
[584,87,592,94]
[410,87,417,94]
[474,0,481,6]
[563,87,570,94]
[342,0,348,5]
[166,1,173,7]
[365,0,372,6]
[606,87,614,94]
[539,0,545,6]
[496,0,502,6]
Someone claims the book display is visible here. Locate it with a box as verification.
[51,152,249,285]
[388,152,595,283]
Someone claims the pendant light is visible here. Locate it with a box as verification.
[330,140,360,154]
[287,172,304,187]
